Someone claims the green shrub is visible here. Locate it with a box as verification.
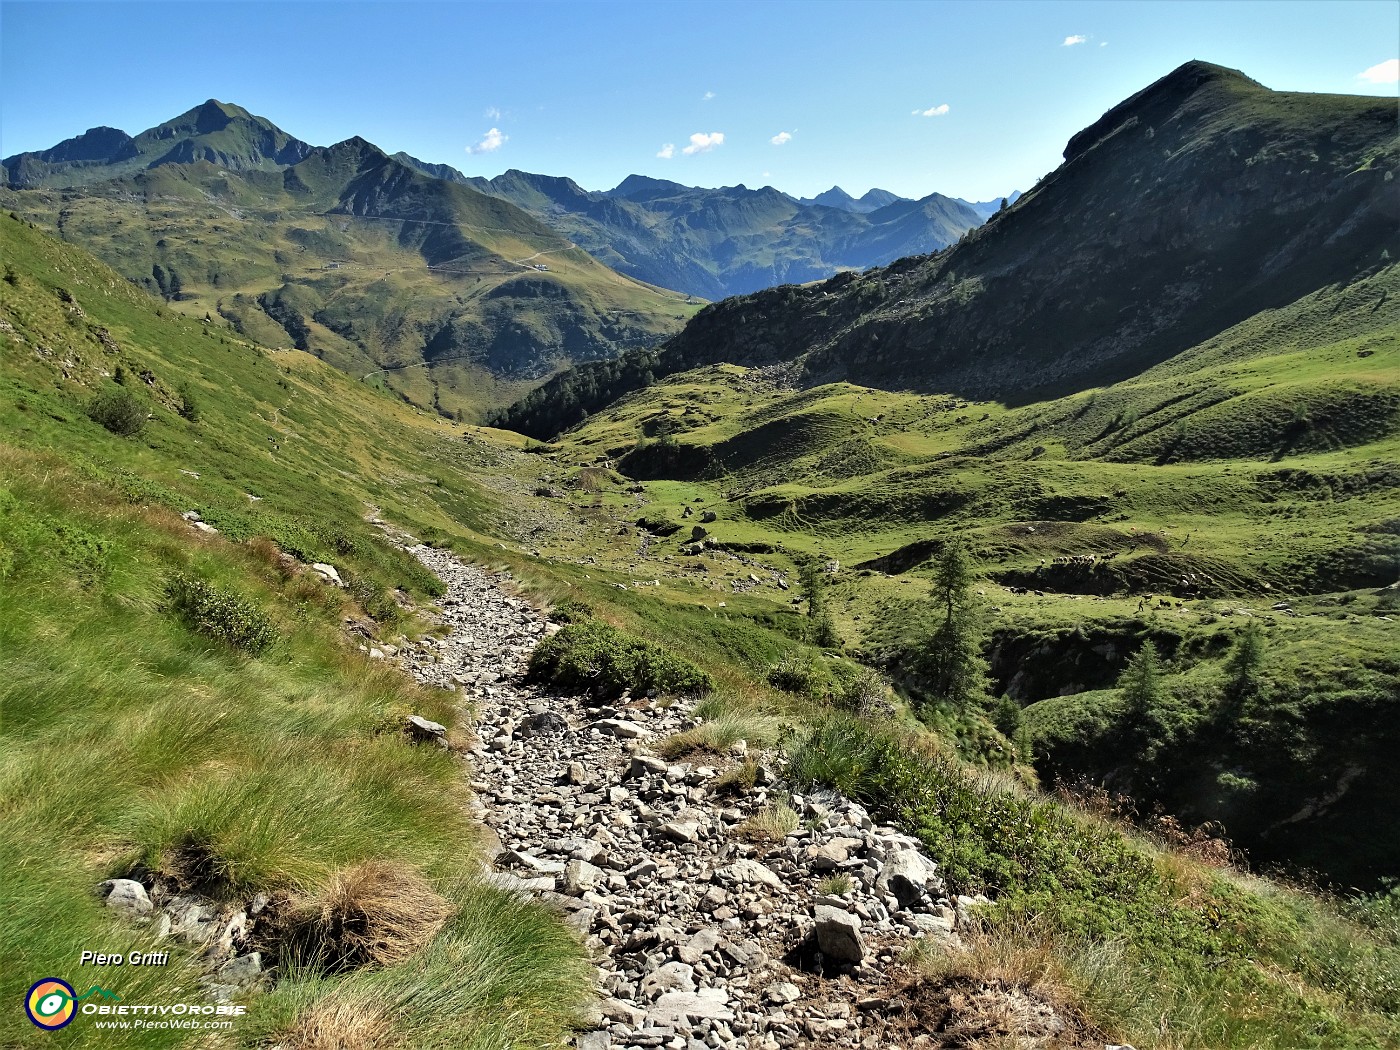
[177,384,201,423]
[526,619,711,698]
[550,597,594,623]
[768,650,827,694]
[87,389,147,436]
[346,572,401,625]
[165,572,279,655]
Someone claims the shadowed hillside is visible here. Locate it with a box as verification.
[499,61,1399,437]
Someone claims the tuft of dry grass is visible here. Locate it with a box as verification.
[281,861,453,972]
[659,708,782,759]
[902,918,1110,1049]
[278,994,398,1050]
[737,802,800,842]
[712,758,759,794]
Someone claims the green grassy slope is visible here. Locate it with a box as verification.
[524,260,1400,886]
[0,214,593,1048]
[2,131,700,422]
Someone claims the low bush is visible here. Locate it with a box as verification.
[346,571,401,625]
[526,618,712,697]
[87,389,147,436]
[165,572,279,654]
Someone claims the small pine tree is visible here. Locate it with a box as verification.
[992,694,1022,738]
[1120,646,1164,728]
[798,557,839,648]
[916,541,989,709]
[177,385,201,423]
[1219,621,1266,725]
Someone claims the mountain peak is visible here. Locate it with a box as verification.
[1064,60,1264,161]
[608,174,688,201]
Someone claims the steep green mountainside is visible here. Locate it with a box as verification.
[0,213,597,1048]
[2,99,314,188]
[396,162,986,299]
[530,254,1399,884]
[4,206,1399,1050]
[3,123,698,420]
[501,61,1398,434]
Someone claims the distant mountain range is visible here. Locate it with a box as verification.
[2,100,315,186]
[386,161,1007,300]
[794,184,1021,220]
[4,102,1016,411]
[496,61,1399,437]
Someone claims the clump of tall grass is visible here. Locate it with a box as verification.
[737,802,800,842]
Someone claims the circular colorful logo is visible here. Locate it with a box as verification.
[25,979,76,1030]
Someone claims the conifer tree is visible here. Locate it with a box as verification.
[916,541,989,709]
[799,557,839,648]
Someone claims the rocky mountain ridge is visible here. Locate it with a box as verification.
[3,99,313,187]
[1,121,696,419]
[497,60,1400,436]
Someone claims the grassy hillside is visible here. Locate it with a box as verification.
[514,258,1400,886]
[2,121,700,421]
[0,213,594,1048]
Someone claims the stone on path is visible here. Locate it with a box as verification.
[717,858,783,890]
[647,988,734,1024]
[518,711,569,736]
[640,961,696,998]
[593,717,651,739]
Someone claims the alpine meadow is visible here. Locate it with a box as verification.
[2,4,1398,1049]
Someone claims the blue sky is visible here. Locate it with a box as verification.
[2,1,1396,201]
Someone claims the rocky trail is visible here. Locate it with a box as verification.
[392,540,1081,1050]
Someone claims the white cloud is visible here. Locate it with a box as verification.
[1063,34,1087,46]
[682,131,724,155]
[484,105,502,120]
[702,90,716,101]
[656,143,676,159]
[912,104,950,117]
[1357,58,1399,84]
[770,130,793,146]
[466,127,507,154]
